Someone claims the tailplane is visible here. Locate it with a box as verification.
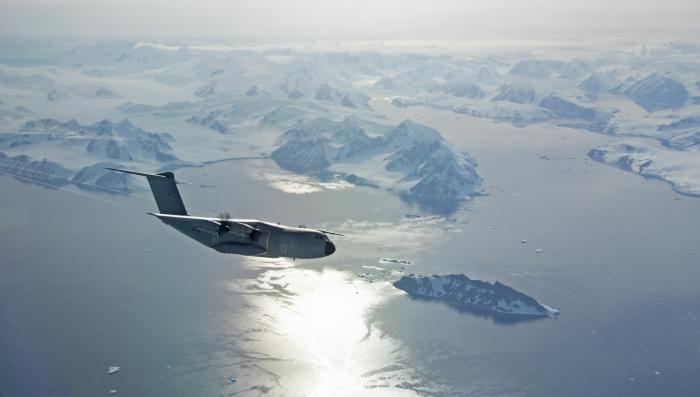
[106,168,187,215]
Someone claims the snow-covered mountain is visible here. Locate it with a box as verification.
[271,137,331,172]
[509,60,553,79]
[18,118,179,163]
[2,37,700,212]
[453,101,554,126]
[71,162,137,193]
[509,59,592,80]
[657,116,700,149]
[381,121,482,206]
[492,82,537,104]
[260,106,307,127]
[589,141,700,196]
[538,96,601,120]
[393,274,559,321]
[118,101,195,116]
[272,117,374,171]
[0,118,183,193]
[314,83,370,108]
[271,117,482,211]
[187,111,229,133]
[624,74,689,112]
[59,40,194,71]
[0,149,133,193]
[245,85,268,97]
[0,152,71,186]
[580,71,620,98]
[671,131,700,148]
[437,81,485,99]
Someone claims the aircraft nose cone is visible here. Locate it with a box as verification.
[325,241,336,256]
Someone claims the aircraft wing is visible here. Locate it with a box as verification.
[148,213,259,238]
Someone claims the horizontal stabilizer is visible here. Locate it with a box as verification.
[106,168,163,178]
[106,168,179,181]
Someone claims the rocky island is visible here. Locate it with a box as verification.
[393,274,559,321]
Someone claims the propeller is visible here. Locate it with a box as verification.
[217,212,231,235]
[319,229,344,237]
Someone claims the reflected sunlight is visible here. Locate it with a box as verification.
[278,270,374,395]
[230,261,419,396]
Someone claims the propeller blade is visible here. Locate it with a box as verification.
[217,212,231,234]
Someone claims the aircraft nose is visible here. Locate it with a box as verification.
[325,241,336,256]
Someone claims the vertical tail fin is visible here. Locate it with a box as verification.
[106,168,187,215]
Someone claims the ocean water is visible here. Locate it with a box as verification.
[2,105,700,396]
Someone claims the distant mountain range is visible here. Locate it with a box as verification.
[1,38,699,208]
[0,118,182,193]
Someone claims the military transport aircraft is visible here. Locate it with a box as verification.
[108,168,337,259]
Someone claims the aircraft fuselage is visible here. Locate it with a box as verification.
[157,215,335,259]
[106,168,337,259]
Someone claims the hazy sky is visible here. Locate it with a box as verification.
[1,0,698,42]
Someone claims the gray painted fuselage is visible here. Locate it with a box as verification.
[106,168,336,259]
[155,214,335,259]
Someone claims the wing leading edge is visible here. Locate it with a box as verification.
[148,213,260,239]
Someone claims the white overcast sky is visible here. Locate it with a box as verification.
[1,0,698,42]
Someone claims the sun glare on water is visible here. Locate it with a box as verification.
[230,260,418,396]
[279,270,375,395]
